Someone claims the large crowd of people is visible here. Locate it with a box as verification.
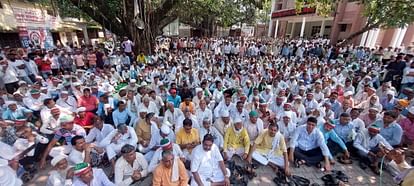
[0,35,414,186]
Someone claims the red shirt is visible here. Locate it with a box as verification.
[35,57,51,72]
[78,95,98,112]
[74,112,95,127]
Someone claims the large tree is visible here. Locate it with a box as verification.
[44,0,262,53]
[176,0,258,37]
[296,0,414,45]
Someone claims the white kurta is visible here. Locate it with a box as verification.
[46,170,72,186]
[114,152,148,186]
[100,126,138,160]
[85,124,115,148]
[190,144,228,186]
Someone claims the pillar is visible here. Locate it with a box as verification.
[396,27,408,48]
[359,31,368,46]
[300,17,306,38]
[274,19,279,38]
[290,22,295,38]
[365,30,374,47]
[369,29,380,48]
[268,0,276,37]
[391,28,402,48]
[82,25,90,45]
[268,20,274,37]
[319,20,326,37]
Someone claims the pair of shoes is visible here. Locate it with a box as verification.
[321,174,339,185]
[331,170,349,182]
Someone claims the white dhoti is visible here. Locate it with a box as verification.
[106,142,125,160]
[252,151,285,168]
[190,168,230,186]
[226,148,245,159]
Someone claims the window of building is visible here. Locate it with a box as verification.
[339,24,347,32]
[311,26,321,36]
[277,4,282,10]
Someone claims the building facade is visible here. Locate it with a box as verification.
[0,0,102,48]
[268,0,414,48]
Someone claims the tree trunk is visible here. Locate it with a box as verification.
[337,23,380,46]
[69,0,179,55]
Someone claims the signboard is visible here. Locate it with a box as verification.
[12,7,46,24]
[12,5,59,27]
[18,27,55,50]
[271,7,316,18]
[18,27,30,48]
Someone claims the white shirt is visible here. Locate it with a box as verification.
[24,59,39,75]
[46,170,72,186]
[9,60,27,77]
[72,168,115,186]
[195,108,213,126]
[85,124,115,147]
[402,67,414,84]
[245,119,264,142]
[148,130,176,150]
[199,126,224,148]
[23,94,48,111]
[68,148,85,165]
[148,143,183,172]
[0,64,19,84]
[41,116,60,135]
[122,40,134,53]
[138,102,159,116]
[100,126,138,148]
[190,144,223,180]
[277,121,297,142]
[163,109,184,127]
[114,152,148,186]
[56,96,78,113]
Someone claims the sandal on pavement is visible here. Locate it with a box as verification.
[337,157,353,164]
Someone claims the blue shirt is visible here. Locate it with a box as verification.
[318,125,347,150]
[375,120,403,146]
[167,95,182,108]
[333,119,355,143]
[328,99,342,118]
[290,125,330,157]
[2,107,32,120]
[112,108,136,127]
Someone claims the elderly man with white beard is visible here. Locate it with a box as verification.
[46,153,74,186]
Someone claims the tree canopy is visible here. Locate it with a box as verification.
[296,0,414,43]
[33,0,264,52]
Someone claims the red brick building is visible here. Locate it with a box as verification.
[268,0,414,48]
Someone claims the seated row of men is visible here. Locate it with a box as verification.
[33,104,404,186]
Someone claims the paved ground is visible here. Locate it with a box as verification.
[26,158,397,186]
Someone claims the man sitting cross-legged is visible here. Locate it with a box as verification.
[191,134,231,186]
[247,123,290,175]
[289,117,332,171]
[114,144,149,186]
